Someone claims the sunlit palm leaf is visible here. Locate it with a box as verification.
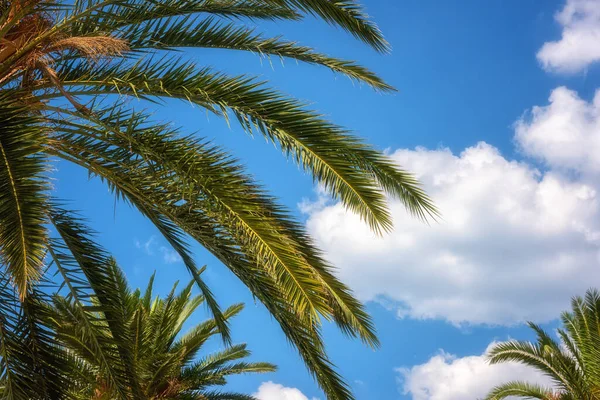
[484,381,556,400]
[0,1,437,397]
[0,94,48,299]
[52,262,274,399]
[47,56,435,230]
[485,288,600,400]
[121,16,394,91]
[49,209,144,399]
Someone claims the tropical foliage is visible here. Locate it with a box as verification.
[0,239,273,399]
[52,261,275,400]
[484,288,600,400]
[0,1,436,398]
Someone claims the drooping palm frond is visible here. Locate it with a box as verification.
[0,1,437,398]
[0,269,40,399]
[488,334,581,396]
[45,119,363,398]
[560,289,600,397]
[46,99,379,363]
[484,381,559,400]
[59,0,387,52]
[261,0,390,52]
[0,93,48,299]
[0,264,77,400]
[67,0,303,36]
[49,208,144,399]
[45,56,435,230]
[484,288,600,400]
[120,16,394,91]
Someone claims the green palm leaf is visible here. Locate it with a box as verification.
[61,0,386,51]
[68,0,301,36]
[0,94,48,298]
[263,0,389,52]
[0,1,437,397]
[0,267,75,400]
[121,16,394,91]
[46,102,378,338]
[0,271,38,399]
[49,209,144,399]
[484,288,600,400]
[52,261,274,399]
[47,56,435,230]
[484,381,557,400]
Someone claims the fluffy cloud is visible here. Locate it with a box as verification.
[303,89,600,325]
[398,342,552,400]
[537,0,600,73]
[254,382,316,400]
[135,235,157,256]
[516,86,600,174]
[134,235,182,264]
[159,246,182,264]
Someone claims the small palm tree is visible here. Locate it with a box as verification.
[51,261,274,400]
[0,1,436,397]
[0,248,273,400]
[484,288,600,400]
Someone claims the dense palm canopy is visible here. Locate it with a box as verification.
[52,261,275,399]
[484,288,600,400]
[0,1,436,398]
[0,237,273,399]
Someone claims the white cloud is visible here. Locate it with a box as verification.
[135,236,182,264]
[398,342,553,400]
[537,0,600,73]
[254,382,317,400]
[135,236,157,256]
[314,2,600,326]
[303,87,600,325]
[516,86,600,174]
[299,185,329,215]
[159,246,182,264]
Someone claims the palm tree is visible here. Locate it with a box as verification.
[484,288,600,400]
[0,1,436,398]
[50,260,275,400]
[0,248,274,400]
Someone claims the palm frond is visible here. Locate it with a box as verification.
[0,1,436,398]
[181,344,275,389]
[18,290,70,399]
[484,381,556,400]
[0,93,48,298]
[48,102,379,344]
[263,0,389,52]
[0,265,74,400]
[488,337,578,394]
[49,208,144,399]
[67,0,301,36]
[173,303,244,365]
[122,16,393,91]
[45,103,378,328]
[48,111,329,324]
[52,258,274,400]
[560,290,600,390]
[49,56,436,230]
[61,0,386,52]
[0,270,38,399]
[192,392,257,400]
[484,288,600,400]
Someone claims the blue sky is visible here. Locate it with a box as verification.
[54,1,600,399]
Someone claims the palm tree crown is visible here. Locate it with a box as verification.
[485,288,600,400]
[0,1,436,398]
[51,262,275,400]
